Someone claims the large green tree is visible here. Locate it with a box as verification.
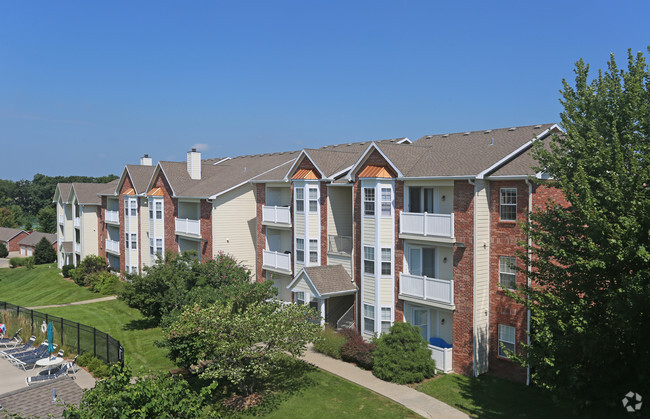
[33,237,56,264]
[37,206,57,233]
[0,207,18,228]
[511,50,650,411]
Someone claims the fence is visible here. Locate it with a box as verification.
[0,300,124,366]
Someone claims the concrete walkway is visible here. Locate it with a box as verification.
[300,346,468,419]
[28,295,118,310]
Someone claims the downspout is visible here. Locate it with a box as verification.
[467,179,477,377]
[525,178,532,386]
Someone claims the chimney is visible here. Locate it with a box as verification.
[187,148,201,180]
[140,154,152,166]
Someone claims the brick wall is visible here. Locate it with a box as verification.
[200,200,212,261]
[6,231,29,252]
[150,172,178,256]
[353,180,361,330]
[320,182,327,266]
[394,180,404,322]
[255,184,266,283]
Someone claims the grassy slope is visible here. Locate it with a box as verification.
[38,299,174,374]
[417,374,575,418]
[0,264,99,306]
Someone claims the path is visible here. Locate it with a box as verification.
[300,345,468,419]
[27,295,118,310]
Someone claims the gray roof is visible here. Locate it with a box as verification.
[71,180,119,205]
[125,165,156,194]
[55,183,73,203]
[0,227,26,242]
[0,377,82,418]
[19,232,57,247]
[302,265,357,296]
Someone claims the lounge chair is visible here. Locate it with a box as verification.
[0,328,22,348]
[14,348,64,372]
[0,336,36,358]
[25,355,78,386]
[8,342,53,365]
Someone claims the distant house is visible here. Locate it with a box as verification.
[18,232,57,257]
[0,227,29,253]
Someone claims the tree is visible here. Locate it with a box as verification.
[510,50,650,411]
[37,206,57,233]
[34,237,56,264]
[0,207,18,228]
[0,243,7,258]
[71,255,108,286]
[162,299,319,395]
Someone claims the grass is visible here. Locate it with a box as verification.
[417,373,576,418]
[0,264,100,306]
[38,300,174,374]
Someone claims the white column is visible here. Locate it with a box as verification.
[319,299,326,327]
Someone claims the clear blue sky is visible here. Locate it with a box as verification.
[1,1,648,180]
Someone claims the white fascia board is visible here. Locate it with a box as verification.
[282,151,325,182]
[115,166,132,196]
[327,182,353,187]
[346,142,404,181]
[213,157,232,165]
[287,269,322,299]
[209,160,296,200]
[66,185,77,205]
[287,268,306,289]
[157,165,177,197]
[402,175,475,180]
[396,137,412,144]
[330,165,354,180]
[320,289,358,298]
[485,175,529,180]
[476,124,559,180]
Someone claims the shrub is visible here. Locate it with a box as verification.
[9,256,33,268]
[372,322,435,384]
[0,243,7,258]
[34,237,56,264]
[61,264,75,278]
[313,326,347,359]
[87,271,123,295]
[340,329,376,370]
[72,255,108,286]
[77,352,112,378]
[24,257,34,269]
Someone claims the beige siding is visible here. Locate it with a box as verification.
[140,199,150,267]
[474,180,490,374]
[295,213,305,235]
[291,275,314,295]
[327,187,353,237]
[362,217,376,244]
[437,308,453,344]
[267,273,292,301]
[439,186,454,214]
[327,253,353,277]
[81,206,98,257]
[211,184,257,278]
[362,276,375,304]
[295,261,305,272]
[308,213,319,238]
[438,246,453,280]
[380,218,393,247]
[64,204,73,242]
[380,277,392,305]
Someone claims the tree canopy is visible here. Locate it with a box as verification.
[33,237,56,264]
[511,49,650,411]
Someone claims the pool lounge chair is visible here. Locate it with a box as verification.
[0,336,36,358]
[25,355,78,386]
[0,328,22,348]
[8,342,53,365]
[15,349,64,372]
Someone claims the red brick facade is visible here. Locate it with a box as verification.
[4,231,29,252]
[150,171,178,256]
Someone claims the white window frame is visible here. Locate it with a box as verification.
[309,239,318,264]
[500,188,517,221]
[364,246,375,275]
[381,248,391,276]
[380,307,392,334]
[363,304,375,334]
[295,188,305,213]
[499,256,517,290]
[498,324,516,357]
[363,187,375,216]
[381,187,392,217]
[295,291,305,305]
[308,187,318,213]
[130,233,137,250]
[296,238,305,263]
[155,200,162,219]
[413,308,429,341]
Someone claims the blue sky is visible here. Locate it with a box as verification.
[1,1,648,180]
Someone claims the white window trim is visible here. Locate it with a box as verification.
[363,187,375,217]
[295,187,305,213]
[498,324,516,357]
[499,188,517,221]
[380,187,392,217]
[380,306,393,334]
[363,245,375,275]
[308,186,319,213]
[499,256,517,290]
[363,304,375,334]
[296,237,305,263]
[381,247,391,276]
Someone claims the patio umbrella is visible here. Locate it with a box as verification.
[47,321,54,358]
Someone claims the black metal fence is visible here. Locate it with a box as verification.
[0,300,124,366]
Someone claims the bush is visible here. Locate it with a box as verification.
[9,256,33,268]
[87,271,123,295]
[372,322,435,384]
[77,352,112,378]
[72,255,108,286]
[24,257,34,269]
[0,243,7,258]
[313,326,347,359]
[34,237,56,264]
[62,264,75,278]
[340,329,376,370]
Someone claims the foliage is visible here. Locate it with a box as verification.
[24,257,34,269]
[36,206,57,233]
[508,49,650,411]
[61,264,75,278]
[34,236,56,264]
[0,242,7,258]
[87,271,123,295]
[340,328,376,370]
[313,326,347,359]
[0,207,18,228]
[76,352,111,378]
[162,299,320,395]
[71,255,108,286]
[64,364,205,418]
[9,256,33,268]
[120,251,253,325]
[372,322,435,384]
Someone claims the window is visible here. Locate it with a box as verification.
[296,238,304,263]
[364,246,375,275]
[308,188,318,213]
[500,188,517,221]
[381,187,391,216]
[309,239,318,263]
[156,239,162,254]
[381,248,391,275]
[364,188,375,216]
[131,234,137,250]
[295,188,304,212]
[151,238,163,256]
[295,291,305,305]
[149,238,154,255]
[156,201,162,219]
[125,233,129,249]
[413,309,428,341]
[130,199,137,217]
[364,304,375,334]
[131,266,138,274]
[499,256,517,290]
[381,307,392,334]
[498,324,516,357]
[149,204,153,220]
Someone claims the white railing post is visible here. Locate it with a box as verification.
[423,212,428,236]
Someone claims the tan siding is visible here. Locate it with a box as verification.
[328,187,353,237]
[380,277,392,305]
[474,180,490,374]
[380,218,392,247]
[327,253,353,277]
[439,186,454,214]
[81,206,98,257]
[295,213,305,235]
[362,217,376,244]
[308,213,319,238]
[362,276,375,304]
[140,199,150,267]
[267,273,292,301]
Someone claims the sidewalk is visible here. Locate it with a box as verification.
[300,346,468,419]
[27,295,117,310]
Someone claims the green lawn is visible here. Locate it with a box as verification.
[0,264,100,306]
[38,299,174,374]
[417,373,575,418]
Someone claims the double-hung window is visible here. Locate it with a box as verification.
[130,199,137,217]
[296,238,305,263]
[498,324,516,357]
[364,188,375,216]
[149,204,154,220]
[381,248,391,275]
[156,239,163,255]
[125,233,130,249]
[295,291,305,305]
[309,239,318,263]
[499,256,517,290]
[155,201,162,219]
[381,187,391,216]
[364,246,375,275]
[131,234,137,250]
[381,307,392,334]
[500,188,517,221]
[308,188,318,213]
[364,304,375,334]
[149,238,154,256]
[295,188,304,212]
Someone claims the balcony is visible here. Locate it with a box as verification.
[262,205,291,227]
[262,250,292,274]
[399,273,454,307]
[399,212,454,242]
[175,218,200,236]
[74,242,81,253]
[73,217,81,228]
[105,210,119,224]
[328,235,352,256]
[105,239,120,255]
[58,214,65,224]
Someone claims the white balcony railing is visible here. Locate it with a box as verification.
[58,214,65,224]
[400,273,454,305]
[105,210,119,224]
[430,344,453,373]
[175,218,200,236]
[262,205,291,225]
[262,250,292,273]
[400,212,454,239]
[73,217,81,228]
[74,242,81,253]
[105,239,120,254]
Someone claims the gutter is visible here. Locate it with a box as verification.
[525,178,533,386]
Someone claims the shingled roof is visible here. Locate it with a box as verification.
[54,183,73,203]
[292,265,357,297]
[70,180,119,205]
[18,232,57,247]
[0,228,26,243]
[0,377,82,418]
